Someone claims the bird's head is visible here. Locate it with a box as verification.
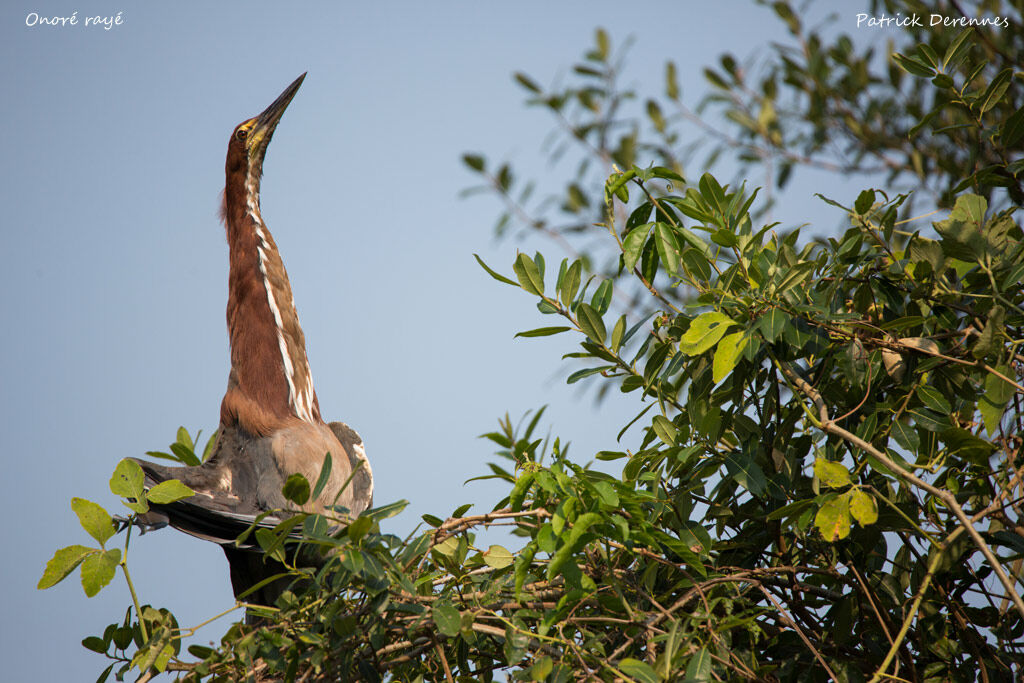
[226,72,306,181]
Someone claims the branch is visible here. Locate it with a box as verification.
[777,362,1024,622]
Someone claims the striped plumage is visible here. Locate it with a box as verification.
[133,74,373,605]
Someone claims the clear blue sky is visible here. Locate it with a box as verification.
[2,2,875,679]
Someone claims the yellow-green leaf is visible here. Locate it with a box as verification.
[71,498,115,546]
[712,331,747,383]
[513,253,545,295]
[482,544,514,569]
[814,458,852,488]
[848,489,878,526]
[815,496,852,542]
[146,480,195,505]
[80,548,121,597]
[109,459,145,500]
[38,545,95,590]
[680,311,737,355]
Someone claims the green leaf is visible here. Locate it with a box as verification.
[758,309,789,342]
[432,599,462,637]
[681,248,712,282]
[652,415,678,445]
[561,260,582,306]
[71,498,115,546]
[513,72,541,94]
[530,656,554,681]
[815,496,852,542]
[109,459,145,500]
[473,254,518,287]
[892,52,935,78]
[916,386,952,415]
[814,458,851,488]
[80,549,121,597]
[347,516,372,542]
[619,658,660,683]
[610,315,627,352]
[848,489,878,526]
[462,152,486,171]
[576,303,607,345]
[686,647,713,681]
[680,311,737,355]
[980,366,1015,435]
[38,545,95,589]
[591,279,613,315]
[710,228,737,247]
[515,326,571,338]
[622,223,653,272]
[942,27,973,69]
[854,189,875,215]
[282,473,311,506]
[1002,105,1024,147]
[482,544,514,569]
[432,536,459,559]
[513,253,545,295]
[712,331,747,383]
[311,452,333,501]
[567,366,606,384]
[82,636,107,654]
[655,222,683,274]
[175,426,194,452]
[168,442,200,466]
[146,480,195,505]
[723,450,767,497]
[979,68,1012,113]
[547,512,602,579]
[666,61,680,100]
[972,305,1005,359]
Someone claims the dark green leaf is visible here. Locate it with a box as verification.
[758,309,789,342]
[979,68,1012,113]
[282,474,311,506]
[1002,105,1024,147]
[942,27,974,69]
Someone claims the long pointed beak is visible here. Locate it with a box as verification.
[248,73,306,165]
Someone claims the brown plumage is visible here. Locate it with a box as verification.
[132,74,372,605]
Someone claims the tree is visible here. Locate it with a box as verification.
[41,2,1024,680]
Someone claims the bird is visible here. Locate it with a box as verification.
[131,74,373,606]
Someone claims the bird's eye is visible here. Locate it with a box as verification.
[236,128,249,142]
